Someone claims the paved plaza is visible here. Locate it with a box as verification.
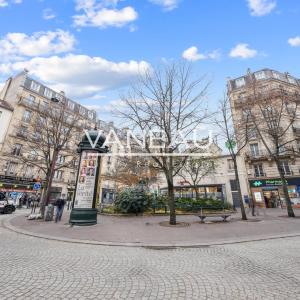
[7,208,300,246]
[1,212,300,299]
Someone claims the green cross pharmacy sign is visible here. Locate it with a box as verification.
[250,179,288,188]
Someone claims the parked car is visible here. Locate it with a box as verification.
[0,192,16,214]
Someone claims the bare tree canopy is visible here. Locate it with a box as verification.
[215,95,248,220]
[5,97,82,215]
[117,62,212,225]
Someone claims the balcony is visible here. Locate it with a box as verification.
[254,172,267,178]
[235,88,300,107]
[16,131,28,140]
[0,174,40,184]
[19,97,39,110]
[245,146,296,162]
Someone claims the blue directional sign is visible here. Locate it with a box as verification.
[33,183,41,190]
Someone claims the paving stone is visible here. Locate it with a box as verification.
[1,214,300,299]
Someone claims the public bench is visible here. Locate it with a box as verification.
[197,206,232,223]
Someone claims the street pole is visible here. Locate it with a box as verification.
[69,129,107,226]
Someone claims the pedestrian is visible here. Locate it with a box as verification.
[54,195,66,223]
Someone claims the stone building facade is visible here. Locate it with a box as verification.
[0,71,110,202]
[228,69,300,207]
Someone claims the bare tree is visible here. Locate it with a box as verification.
[242,85,300,217]
[215,95,248,220]
[117,62,211,225]
[7,98,81,215]
[102,156,159,188]
[178,156,216,199]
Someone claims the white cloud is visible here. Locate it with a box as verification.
[0,30,76,61]
[43,8,56,20]
[0,54,150,98]
[247,0,276,16]
[182,46,220,62]
[288,36,300,47]
[73,0,138,28]
[0,0,22,7]
[86,99,124,113]
[229,43,258,59]
[149,0,180,11]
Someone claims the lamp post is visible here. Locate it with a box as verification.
[69,129,107,226]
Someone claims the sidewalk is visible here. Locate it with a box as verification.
[5,208,300,247]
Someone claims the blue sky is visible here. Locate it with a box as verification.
[0,0,299,123]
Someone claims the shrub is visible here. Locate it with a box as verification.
[175,198,232,211]
[114,185,150,215]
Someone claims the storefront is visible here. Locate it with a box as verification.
[249,178,300,208]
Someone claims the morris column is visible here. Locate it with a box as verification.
[70,129,107,226]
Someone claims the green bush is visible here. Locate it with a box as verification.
[114,186,150,215]
[175,198,232,211]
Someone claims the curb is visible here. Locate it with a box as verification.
[3,215,300,248]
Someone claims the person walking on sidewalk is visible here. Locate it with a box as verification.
[54,195,65,223]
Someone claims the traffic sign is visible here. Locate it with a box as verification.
[33,183,41,190]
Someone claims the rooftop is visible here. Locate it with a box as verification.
[228,68,300,92]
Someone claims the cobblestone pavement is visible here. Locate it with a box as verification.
[1,214,300,300]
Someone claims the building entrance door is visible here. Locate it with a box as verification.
[262,189,279,208]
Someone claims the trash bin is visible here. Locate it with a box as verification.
[44,204,54,221]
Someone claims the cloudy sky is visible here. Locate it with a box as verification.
[0,0,299,122]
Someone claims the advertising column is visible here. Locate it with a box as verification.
[69,129,107,226]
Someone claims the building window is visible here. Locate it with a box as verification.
[254,71,266,80]
[7,162,18,175]
[44,88,53,99]
[88,111,94,120]
[235,77,245,88]
[17,126,28,138]
[247,128,257,140]
[250,143,260,157]
[227,159,235,170]
[54,170,64,180]
[79,106,86,116]
[29,150,37,160]
[288,77,297,85]
[12,144,22,156]
[254,164,265,177]
[24,166,33,178]
[33,132,41,141]
[22,110,32,123]
[272,71,283,80]
[30,81,40,93]
[43,100,49,107]
[297,140,300,152]
[57,155,65,164]
[279,161,292,175]
[27,95,35,105]
[68,101,75,110]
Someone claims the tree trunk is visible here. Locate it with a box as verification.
[167,178,176,225]
[275,161,295,217]
[233,158,247,220]
[40,150,58,217]
[195,187,200,200]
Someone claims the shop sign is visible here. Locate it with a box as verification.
[250,179,288,188]
[74,151,98,209]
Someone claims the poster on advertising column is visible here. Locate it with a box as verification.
[74,151,98,209]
